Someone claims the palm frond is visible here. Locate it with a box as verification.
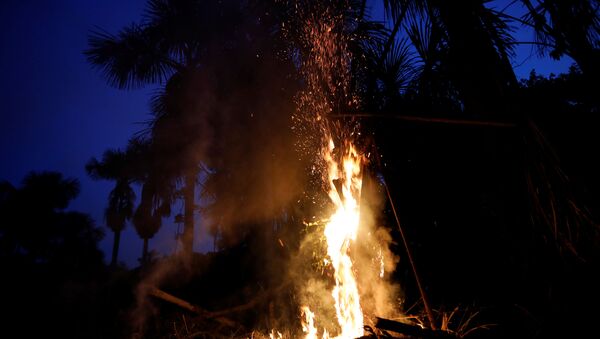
[404,7,436,63]
[520,0,553,56]
[481,2,517,60]
[383,0,425,23]
[381,38,417,91]
[85,24,176,89]
[520,0,600,59]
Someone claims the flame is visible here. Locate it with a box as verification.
[301,139,364,339]
[324,140,364,338]
[378,248,385,279]
[301,306,319,339]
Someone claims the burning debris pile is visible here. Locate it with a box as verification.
[289,5,401,337]
[125,2,507,339]
[5,0,599,338]
[133,2,410,338]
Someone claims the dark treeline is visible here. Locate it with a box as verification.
[1,0,599,338]
[0,172,130,338]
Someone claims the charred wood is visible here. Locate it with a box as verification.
[375,317,457,339]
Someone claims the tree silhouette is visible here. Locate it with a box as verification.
[85,0,271,257]
[520,0,600,79]
[0,172,115,337]
[381,0,518,117]
[125,137,176,264]
[86,148,137,267]
[0,171,104,271]
[133,183,163,265]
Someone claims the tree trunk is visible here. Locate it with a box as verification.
[110,229,121,267]
[182,171,196,257]
[142,237,149,265]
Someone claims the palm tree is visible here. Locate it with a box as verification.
[382,0,518,116]
[133,185,159,265]
[133,173,174,265]
[86,148,136,267]
[119,136,177,264]
[85,0,263,257]
[520,0,600,78]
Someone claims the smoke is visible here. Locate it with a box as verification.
[128,1,307,334]
[130,256,192,338]
[142,0,306,249]
[286,1,404,336]
[128,1,404,336]
[354,174,402,323]
[291,172,403,334]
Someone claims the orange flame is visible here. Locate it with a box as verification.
[301,139,364,338]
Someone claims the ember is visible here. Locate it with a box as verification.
[4,0,599,338]
[291,3,400,337]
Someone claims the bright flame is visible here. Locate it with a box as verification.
[302,139,364,338]
[324,140,364,338]
[301,306,319,339]
[378,248,385,279]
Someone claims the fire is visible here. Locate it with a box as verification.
[289,4,399,337]
[301,306,319,339]
[301,139,365,339]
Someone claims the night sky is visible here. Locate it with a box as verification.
[0,0,573,267]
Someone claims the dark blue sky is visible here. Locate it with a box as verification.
[0,0,572,267]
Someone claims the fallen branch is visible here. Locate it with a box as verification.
[147,283,292,329]
[148,287,241,329]
[210,281,291,318]
[375,317,457,339]
[149,287,197,313]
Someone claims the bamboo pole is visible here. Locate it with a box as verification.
[383,181,437,330]
[332,113,516,128]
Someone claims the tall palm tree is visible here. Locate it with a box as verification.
[122,136,177,265]
[85,0,265,257]
[85,0,199,257]
[86,149,136,267]
[133,183,162,265]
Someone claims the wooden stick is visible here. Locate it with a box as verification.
[331,113,516,128]
[375,317,456,338]
[149,287,198,313]
[148,284,290,327]
[148,287,240,328]
[383,182,437,330]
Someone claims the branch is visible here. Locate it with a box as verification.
[331,113,517,128]
[509,41,557,49]
[375,317,457,338]
[148,287,242,328]
[379,8,406,66]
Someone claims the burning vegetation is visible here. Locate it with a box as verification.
[2,0,600,338]
[290,7,401,336]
